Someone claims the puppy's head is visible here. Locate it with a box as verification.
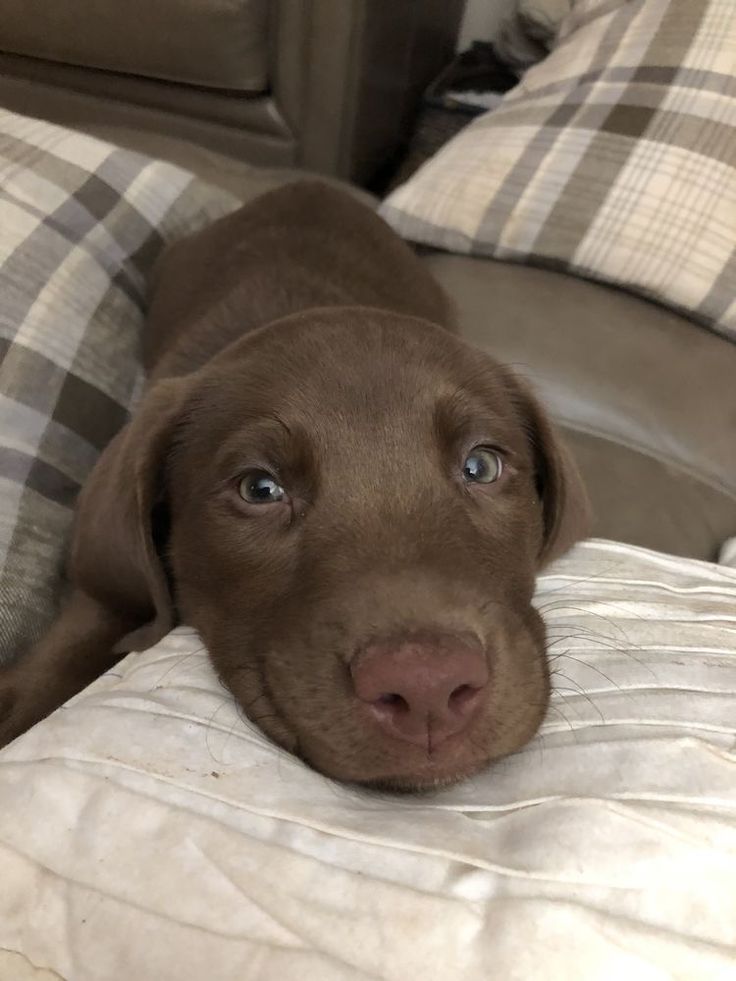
[73,308,589,790]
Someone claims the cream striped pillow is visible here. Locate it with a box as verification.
[381,0,736,342]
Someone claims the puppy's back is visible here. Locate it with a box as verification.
[145,180,454,380]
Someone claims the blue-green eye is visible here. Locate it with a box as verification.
[238,471,285,504]
[462,448,503,484]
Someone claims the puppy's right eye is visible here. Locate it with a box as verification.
[238,471,286,505]
[462,447,503,485]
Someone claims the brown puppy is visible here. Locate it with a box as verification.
[0,181,589,789]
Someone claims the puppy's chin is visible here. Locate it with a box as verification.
[355,763,488,795]
[345,752,494,795]
[291,746,493,794]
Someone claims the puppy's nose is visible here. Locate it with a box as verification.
[351,632,489,750]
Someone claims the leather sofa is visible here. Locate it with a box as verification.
[0,0,464,184]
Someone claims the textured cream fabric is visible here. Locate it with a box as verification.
[0,539,734,980]
[381,0,736,343]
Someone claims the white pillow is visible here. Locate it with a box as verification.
[1,540,734,980]
[381,0,736,342]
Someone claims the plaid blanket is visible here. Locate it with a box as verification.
[381,0,736,342]
[0,110,236,664]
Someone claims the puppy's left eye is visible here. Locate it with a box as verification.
[462,447,503,484]
[238,471,286,504]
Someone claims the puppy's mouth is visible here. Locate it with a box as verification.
[349,739,493,794]
[288,700,501,791]
[234,681,538,791]
[231,674,495,790]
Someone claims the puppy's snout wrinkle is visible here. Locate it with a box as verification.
[351,631,489,751]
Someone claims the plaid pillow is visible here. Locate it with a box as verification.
[0,110,237,664]
[380,0,736,342]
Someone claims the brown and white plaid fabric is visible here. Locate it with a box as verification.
[0,110,236,664]
[381,0,736,342]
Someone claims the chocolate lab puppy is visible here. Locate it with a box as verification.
[0,181,589,789]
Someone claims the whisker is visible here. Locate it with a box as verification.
[150,644,207,688]
[534,559,628,597]
[545,624,657,680]
[543,701,579,741]
[550,672,605,722]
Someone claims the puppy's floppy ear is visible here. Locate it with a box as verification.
[70,377,191,653]
[503,370,591,566]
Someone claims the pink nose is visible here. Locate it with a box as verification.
[351,631,489,750]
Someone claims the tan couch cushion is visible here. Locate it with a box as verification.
[0,0,269,91]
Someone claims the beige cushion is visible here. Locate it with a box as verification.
[0,0,269,91]
[381,0,736,343]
